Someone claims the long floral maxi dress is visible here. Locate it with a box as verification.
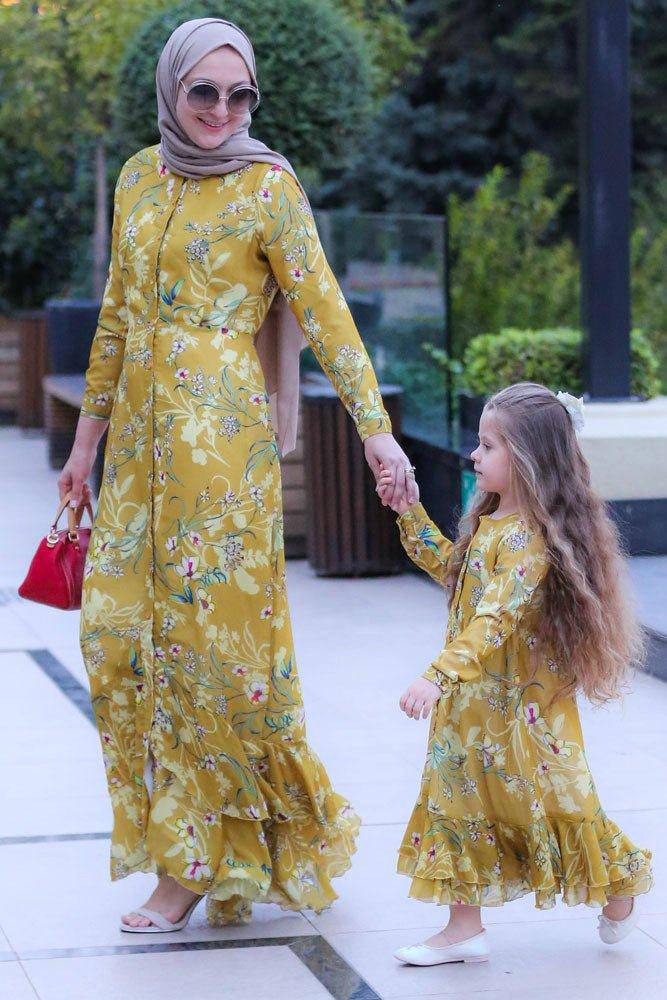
[79,145,392,925]
[395,503,653,909]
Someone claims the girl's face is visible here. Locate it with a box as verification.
[470,409,512,496]
[176,46,252,149]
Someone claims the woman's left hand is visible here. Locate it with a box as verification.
[364,432,417,508]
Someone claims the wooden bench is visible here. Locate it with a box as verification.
[42,374,106,495]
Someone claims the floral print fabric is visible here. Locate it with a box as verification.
[79,145,391,923]
[396,503,653,909]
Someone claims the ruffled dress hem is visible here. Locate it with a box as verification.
[396,806,653,910]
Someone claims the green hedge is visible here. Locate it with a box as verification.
[462,327,661,399]
[112,0,371,175]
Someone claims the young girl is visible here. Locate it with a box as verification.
[377,382,653,966]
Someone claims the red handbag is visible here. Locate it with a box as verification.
[18,492,94,610]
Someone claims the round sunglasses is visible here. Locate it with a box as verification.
[179,79,260,115]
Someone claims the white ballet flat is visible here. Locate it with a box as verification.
[394,929,490,966]
[598,896,640,945]
[120,895,202,934]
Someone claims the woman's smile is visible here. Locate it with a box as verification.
[197,116,229,130]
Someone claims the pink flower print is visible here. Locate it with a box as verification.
[410,832,421,847]
[166,178,175,197]
[516,564,526,579]
[246,679,268,704]
[276,811,289,822]
[245,805,261,819]
[524,703,539,725]
[289,267,304,282]
[157,161,168,177]
[101,731,113,746]
[196,588,215,613]
[272,164,283,172]
[176,555,200,579]
[154,647,166,661]
[258,187,272,203]
[318,840,328,853]
[547,736,572,758]
[203,813,216,826]
[189,531,202,546]
[158,471,166,485]
[249,393,264,405]
[485,833,495,845]
[176,368,189,381]
[170,643,181,656]
[471,558,483,572]
[166,536,178,553]
[427,847,436,860]
[153,442,162,460]
[158,674,168,687]
[232,664,248,676]
[176,819,197,847]
[530,799,540,812]
[260,605,273,620]
[203,754,216,770]
[183,858,212,882]
[538,761,550,775]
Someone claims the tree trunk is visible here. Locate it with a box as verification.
[92,138,109,300]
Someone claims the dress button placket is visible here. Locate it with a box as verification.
[138,174,185,823]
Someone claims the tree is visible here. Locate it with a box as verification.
[317,0,667,214]
[0,0,170,303]
[112,0,374,178]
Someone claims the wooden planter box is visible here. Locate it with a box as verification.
[0,310,49,428]
[0,315,22,421]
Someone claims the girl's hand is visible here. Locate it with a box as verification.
[376,467,419,515]
[364,432,417,509]
[399,677,441,720]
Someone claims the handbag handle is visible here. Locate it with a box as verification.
[48,491,94,547]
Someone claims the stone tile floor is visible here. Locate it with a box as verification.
[0,427,665,999]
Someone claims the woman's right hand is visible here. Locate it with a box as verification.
[58,445,95,508]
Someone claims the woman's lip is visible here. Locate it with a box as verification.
[197,117,229,129]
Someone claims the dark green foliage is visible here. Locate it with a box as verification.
[462,327,661,400]
[318,0,667,213]
[111,0,372,175]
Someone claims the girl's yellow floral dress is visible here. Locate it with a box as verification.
[79,145,391,925]
[396,502,653,909]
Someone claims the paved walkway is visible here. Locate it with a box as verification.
[0,426,665,1000]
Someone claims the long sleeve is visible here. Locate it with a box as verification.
[80,175,128,419]
[397,502,453,585]
[254,165,392,442]
[424,522,548,688]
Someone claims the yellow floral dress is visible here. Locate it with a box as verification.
[396,502,653,909]
[79,145,391,924]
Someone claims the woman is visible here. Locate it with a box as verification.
[59,18,415,931]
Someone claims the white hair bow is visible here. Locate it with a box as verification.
[555,391,585,433]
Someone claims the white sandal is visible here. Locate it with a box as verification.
[394,929,490,966]
[598,896,640,945]
[120,894,202,934]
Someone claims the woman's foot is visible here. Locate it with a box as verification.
[121,875,200,929]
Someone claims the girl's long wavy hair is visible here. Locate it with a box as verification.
[447,382,644,704]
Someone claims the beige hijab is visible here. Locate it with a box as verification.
[156,17,307,455]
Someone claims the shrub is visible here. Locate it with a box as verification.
[448,153,580,358]
[112,0,372,175]
[462,327,661,400]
